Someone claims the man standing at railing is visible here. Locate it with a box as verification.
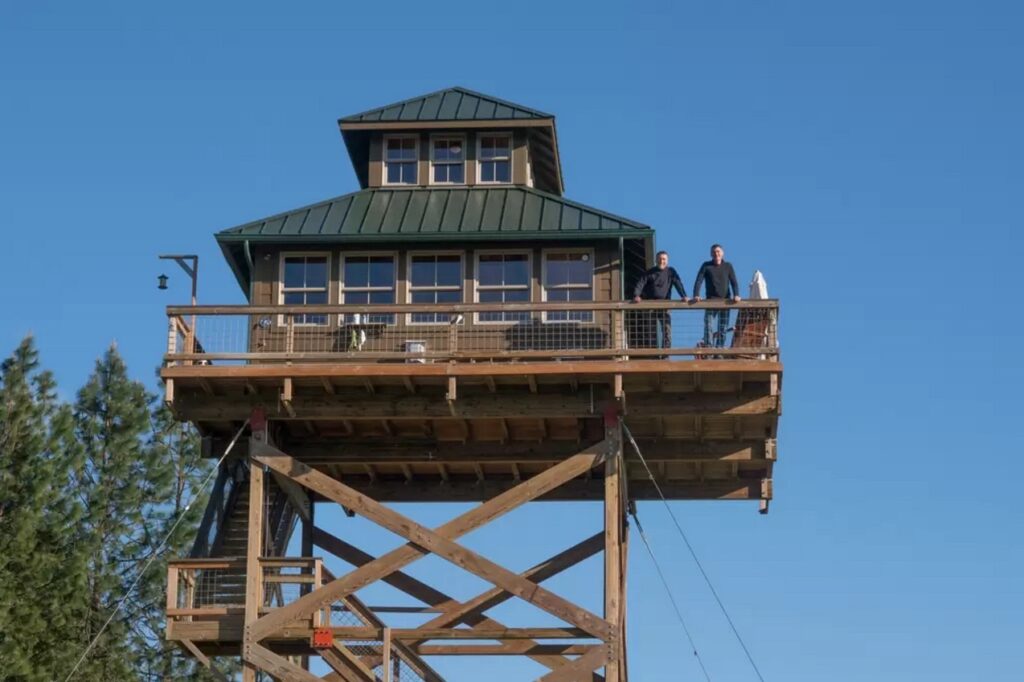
[692,244,741,349]
[632,250,687,349]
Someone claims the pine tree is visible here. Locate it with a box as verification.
[0,337,89,681]
[70,345,225,680]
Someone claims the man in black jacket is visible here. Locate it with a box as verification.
[632,250,687,349]
[692,244,741,349]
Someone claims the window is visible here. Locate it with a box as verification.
[476,252,531,323]
[341,253,396,324]
[542,251,593,322]
[477,134,511,184]
[280,254,329,325]
[430,135,465,184]
[409,253,463,324]
[384,135,418,185]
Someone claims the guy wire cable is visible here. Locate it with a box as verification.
[629,499,713,681]
[63,418,251,682]
[622,422,767,682]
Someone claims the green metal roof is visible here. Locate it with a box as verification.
[217,187,650,242]
[340,87,553,123]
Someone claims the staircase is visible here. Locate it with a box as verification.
[189,460,300,608]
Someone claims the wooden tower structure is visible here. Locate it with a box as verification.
[161,87,782,681]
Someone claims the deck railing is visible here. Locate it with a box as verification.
[165,300,779,365]
[166,556,323,620]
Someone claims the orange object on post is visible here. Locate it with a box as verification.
[311,627,333,649]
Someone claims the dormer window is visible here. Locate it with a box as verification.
[384,135,418,185]
[430,135,465,185]
[477,134,512,184]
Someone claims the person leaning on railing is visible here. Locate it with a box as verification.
[691,243,741,349]
[632,250,688,349]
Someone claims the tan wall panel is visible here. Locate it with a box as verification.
[368,134,382,188]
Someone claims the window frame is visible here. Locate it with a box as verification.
[338,251,399,326]
[382,134,420,186]
[540,248,595,323]
[406,250,466,326]
[473,249,533,325]
[428,133,467,186]
[277,251,332,326]
[476,132,513,185]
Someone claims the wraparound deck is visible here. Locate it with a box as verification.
[161,300,780,503]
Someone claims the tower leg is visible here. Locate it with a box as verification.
[243,424,266,682]
[605,417,624,681]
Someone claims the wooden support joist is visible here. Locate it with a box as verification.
[174,391,602,421]
[268,470,312,523]
[246,642,320,682]
[537,646,608,682]
[362,377,375,395]
[163,359,782,380]
[320,643,376,682]
[320,377,335,395]
[248,441,608,642]
[174,390,776,421]
[297,478,765,503]
[415,644,597,656]
[281,378,296,417]
[276,626,596,641]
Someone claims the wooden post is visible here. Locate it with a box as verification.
[604,413,623,681]
[382,627,393,682]
[242,441,265,682]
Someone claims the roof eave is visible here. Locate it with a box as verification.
[216,229,652,245]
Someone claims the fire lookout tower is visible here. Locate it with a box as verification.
[161,87,782,681]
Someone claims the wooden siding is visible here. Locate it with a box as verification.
[249,240,622,354]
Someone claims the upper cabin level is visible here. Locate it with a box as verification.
[159,87,781,506]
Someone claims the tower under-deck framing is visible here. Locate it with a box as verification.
[161,87,782,681]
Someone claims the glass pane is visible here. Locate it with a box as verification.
[478,256,503,287]
[368,257,394,288]
[449,164,464,183]
[495,160,510,183]
[545,259,567,287]
[481,162,494,183]
[345,257,369,288]
[400,162,417,184]
[411,290,435,304]
[346,291,369,305]
[386,163,401,184]
[283,259,304,288]
[305,258,327,288]
[433,139,449,161]
[568,287,593,302]
[305,291,327,305]
[504,255,529,285]
[479,290,503,303]
[436,289,461,303]
[411,258,434,287]
[283,292,305,305]
[449,140,463,159]
[566,255,591,285]
[436,256,461,286]
[480,137,494,158]
[505,288,529,302]
[494,137,510,156]
[369,290,394,304]
[546,289,570,303]
[433,165,447,183]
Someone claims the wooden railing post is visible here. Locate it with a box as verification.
[285,315,295,356]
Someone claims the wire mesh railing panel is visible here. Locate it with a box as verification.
[169,561,247,613]
[164,301,779,364]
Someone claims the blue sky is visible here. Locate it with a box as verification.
[2,1,1022,679]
